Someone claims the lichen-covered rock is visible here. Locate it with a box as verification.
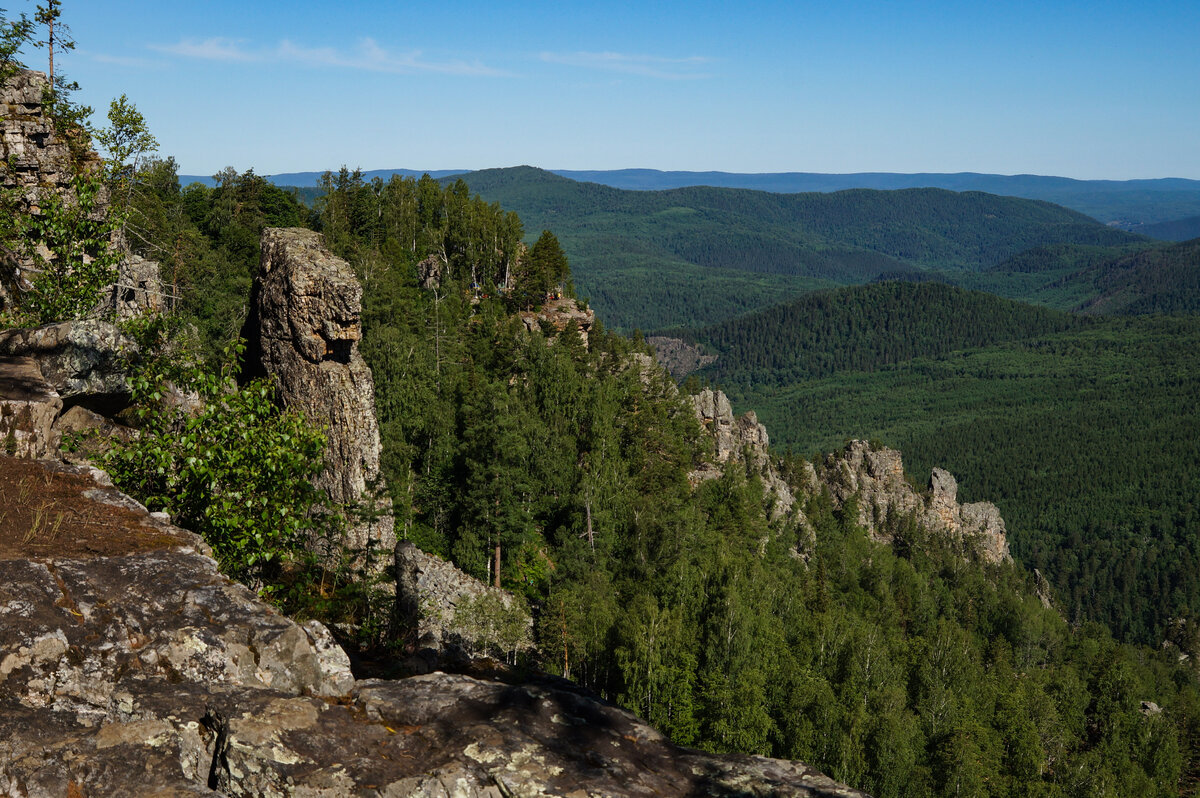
[416,253,445,289]
[395,541,532,660]
[241,228,395,562]
[0,356,61,458]
[648,335,717,379]
[817,440,1011,564]
[0,320,134,411]
[0,456,869,798]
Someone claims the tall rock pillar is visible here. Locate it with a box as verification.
[242,228,395,566]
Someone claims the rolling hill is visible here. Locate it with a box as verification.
[447,167,1142,330]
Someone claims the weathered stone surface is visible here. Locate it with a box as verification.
[0,69,104,307]
[689,388,795,519]
[0,356,61,458]
[518,297,596,348]
[242,228,394,560]
[0,320,134,410]
[0,456,870,798]
[395,541,532,660]
[110,253,166,319]
[816,440,1011,564]
[648,335,717,379]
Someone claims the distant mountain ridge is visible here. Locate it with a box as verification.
[180,167,1200,227]
[445,166,1140,330]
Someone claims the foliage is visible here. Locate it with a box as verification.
[94,93,158,212]
[333,188,1200,794]
[15,173,120,324]
[104,330,327,582]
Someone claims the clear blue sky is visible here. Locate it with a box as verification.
[16,0,1200,179]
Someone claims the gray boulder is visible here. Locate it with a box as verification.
[0,320,134,411]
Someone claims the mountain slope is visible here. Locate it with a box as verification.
[689,282,1082,388]
[448,167,1141,330]
[1075,237,1200,315]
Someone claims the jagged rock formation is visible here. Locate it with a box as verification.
[241,228,395,560]
[817,440,1011,564]
[519,296,596,347]
[395,541,533,662]
[0,69,103,308]
[416,253,444,289]
[648,335,717,379]
[689,388,795,519]
[0,455,869,798]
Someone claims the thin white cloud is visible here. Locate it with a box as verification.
[150,37,258,63]
[150,37,505,76]
[540,51,712,80]
[88,52,158,68]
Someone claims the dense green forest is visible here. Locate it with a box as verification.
[707,308,1200,648]
[686,282,1084,388]
[877,239,1200,315]
[61,149,1200,798]
[21,141,1200,798]
[445,166,1142,331]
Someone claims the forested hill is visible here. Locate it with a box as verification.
[686,282,1082,388]
[940,237,1200,315]
[1075,237,1200,315]
[446,166,1141,331]
[552,169,1200,226]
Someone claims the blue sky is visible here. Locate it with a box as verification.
[16,0,1200,179]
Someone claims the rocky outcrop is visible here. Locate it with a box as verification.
[817,440,1011,564]
[0,320,134,412]
[1,69,103,308]
[416,253,444,289]
[0,356,61,458]
[395,542,532,662]
[519,296,596,348]
[0,455,869,798]
[110,253,166,319]
[647,335,717,379]
[689,388,795,519]
[241,228,395,561]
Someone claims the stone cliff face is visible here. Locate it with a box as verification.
[1,69,85,306]
[0,454,869,798]
[241,228,395,561]
[817,440,1011,564]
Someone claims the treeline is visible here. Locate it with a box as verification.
[691,281,1082,388]
[1077,238,1200,315]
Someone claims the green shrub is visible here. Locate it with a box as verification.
[105,334,327,582]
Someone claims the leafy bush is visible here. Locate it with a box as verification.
[105,331,327,582]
